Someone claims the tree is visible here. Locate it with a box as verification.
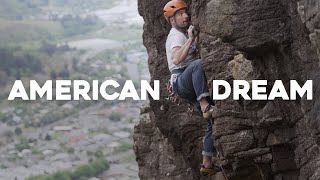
[0,70,8,87]
[45,134,52,141]
[59,64,70,79]
[14,127,22,136]
[50,70,57,79]
[72,58,78,71]
[109,112,122,122]
[15,70,21,80]
[41,41,56,56]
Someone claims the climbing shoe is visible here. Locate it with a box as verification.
[202,105,214,120]
[200,164,221,176]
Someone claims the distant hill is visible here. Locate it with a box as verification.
[0,0,46,19]
[0,0,116,19]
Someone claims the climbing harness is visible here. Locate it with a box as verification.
[166,74,181,104]
[166,72,196,117]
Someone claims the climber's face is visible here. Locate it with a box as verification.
[170,8,189,29]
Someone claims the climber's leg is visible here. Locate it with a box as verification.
[176,59,212,112]
[202,117,216,166]
[191,101,216,170]
[200,117,220,176]
[176,63,217,175]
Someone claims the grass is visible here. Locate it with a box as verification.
[125,154,136,162]
[0,0,117,19]
[31,148,41,155]
[109,112,123,122]
[113,142,133,153]
[0,164,8,169]
[0,17,105,50]
[94,48,127,64]
[0,19,63,49]
[40,109,75,126]
[98,24,143,41]
[0,0,41,19]
[15,141,31,152]
[26,158,110,180]
[42,0,117,14]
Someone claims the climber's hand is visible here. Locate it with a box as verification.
[187,25,195,40]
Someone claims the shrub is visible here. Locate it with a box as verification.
[114,143,132,153]
[3,130,14,140]
[67,147,75,154]
[52,171,72,180]
[14,127,22,136]
[15,137,30,151]
[15,141,31,152]
[94,149,104,158]
[27,158,109,180]
[90,158,109,175]
[0,112,12,123]
[0,48,42,77]
[26,175,49,180]
[109,112,122,122]
[0,70,8,87]
[40,109,75,126]
[72,165,94,179]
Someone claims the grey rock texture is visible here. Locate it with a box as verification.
[134,0,320,179]
[298,0,320,64]
[134,112,196,179]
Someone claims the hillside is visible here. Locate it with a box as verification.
[0,0,147,179]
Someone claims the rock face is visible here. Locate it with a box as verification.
[134,0,320,180]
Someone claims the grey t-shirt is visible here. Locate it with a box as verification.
[165,27,196,73]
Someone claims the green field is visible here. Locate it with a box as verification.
[0,17,104,49]
[0,0,116,48]
[0,19,63,48]
[0,0,116,19]
[0,0,42,19]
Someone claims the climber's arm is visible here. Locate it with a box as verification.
[171,25,195,65]
[171,38,193,65]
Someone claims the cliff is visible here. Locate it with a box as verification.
[133,0,320,179]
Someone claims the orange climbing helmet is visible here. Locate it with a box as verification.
[163,0,188,21]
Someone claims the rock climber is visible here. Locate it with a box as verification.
[164,0,219,176]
